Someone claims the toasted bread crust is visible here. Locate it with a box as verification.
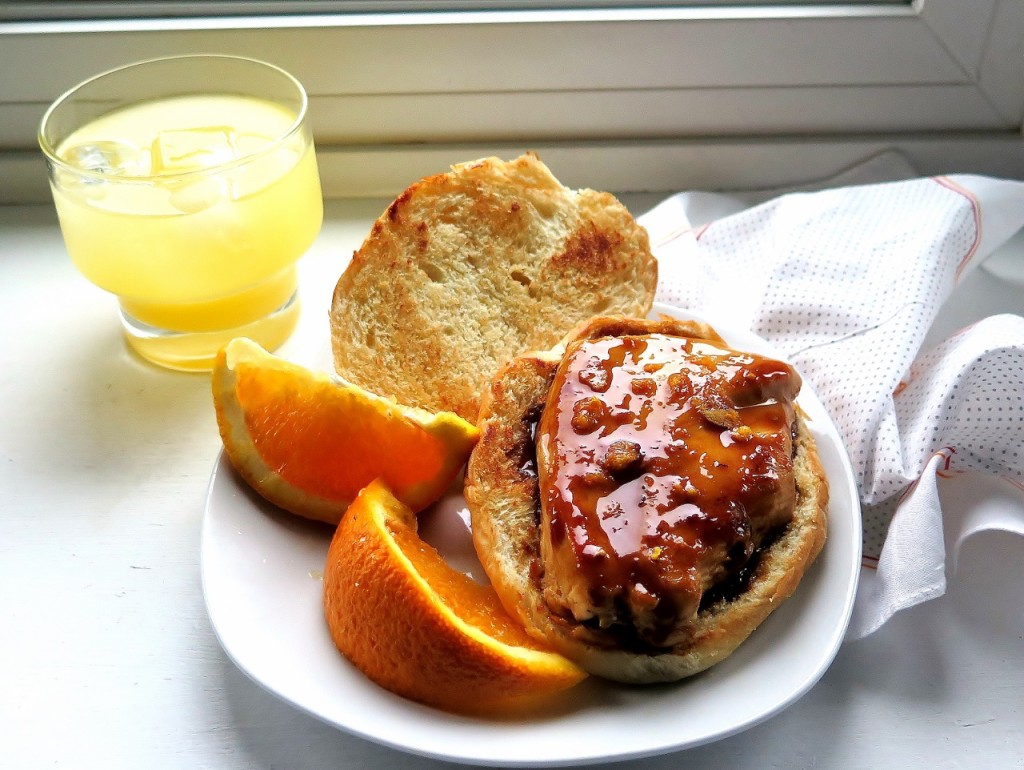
[329,154,658,422]
[464,316,829,683]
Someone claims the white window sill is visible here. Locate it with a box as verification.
[6,132,1024,206]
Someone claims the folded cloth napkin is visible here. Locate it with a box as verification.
[638,169,1024,639]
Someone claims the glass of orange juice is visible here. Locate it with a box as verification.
[38,55,323,371]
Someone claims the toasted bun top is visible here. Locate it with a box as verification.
[329,154,658,422]
[464,316,829,683]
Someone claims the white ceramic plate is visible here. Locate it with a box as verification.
[201,303,862,767]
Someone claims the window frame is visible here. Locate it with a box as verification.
[2,0,1022,202]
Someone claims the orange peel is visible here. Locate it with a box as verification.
[212,337,479,524]
[323,479,586,712]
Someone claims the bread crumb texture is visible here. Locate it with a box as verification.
[329,153,658,422]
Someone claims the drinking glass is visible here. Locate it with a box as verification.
[39,54,324,371]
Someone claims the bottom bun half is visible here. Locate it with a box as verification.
[464,317,829,684]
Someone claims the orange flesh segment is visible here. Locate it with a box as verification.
[323,480,586,712]
[387,520,554,651]
[233,360,446,501]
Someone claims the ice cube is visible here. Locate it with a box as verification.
[61,141,146,176]
[152,127,237,175]
[227,133,290,199]
[168,176,229,215]
[232,132,274,158]
[231,147,302,200]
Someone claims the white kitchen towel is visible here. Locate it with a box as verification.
[638,173,1024,639]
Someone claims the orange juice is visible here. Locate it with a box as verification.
[49,93,323,369]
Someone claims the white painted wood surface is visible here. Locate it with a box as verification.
[3,1,1022,156]
[1,196,1023,769]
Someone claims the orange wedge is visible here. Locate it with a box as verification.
[323,479,586,712]
[212,338,479,524]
